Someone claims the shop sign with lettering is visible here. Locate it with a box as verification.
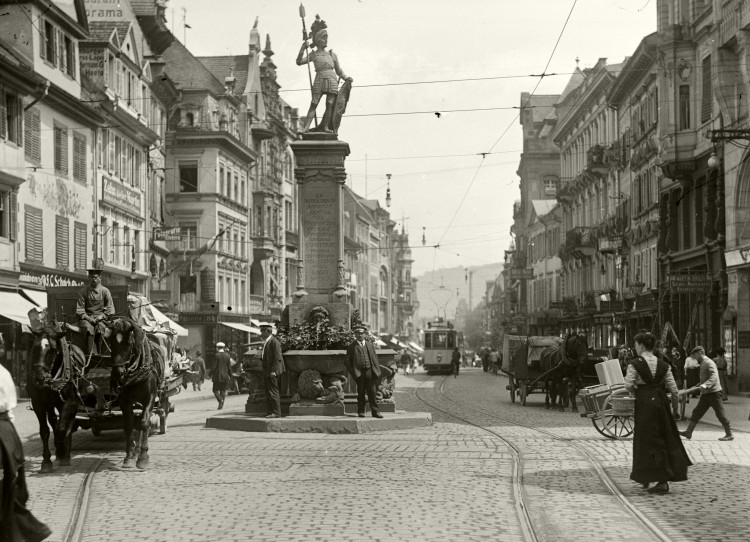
[19,271,85,288]
[153,227,182,241]
[508,268,534,280]
[179,313,217,325]
[668,272,712,294]
[102,176,141,215]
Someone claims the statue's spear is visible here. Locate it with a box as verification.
[299,3,317,127]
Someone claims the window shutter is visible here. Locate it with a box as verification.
[8,191,16,242]
[74,222,87,270]
[56,216,69,269]
[701,55,712,123]
[24,109,41,162]
[16,96,22,147]
[24,207,43,262]
[54,125,68,175]
[73,133,86,182]
[39,23,46,60]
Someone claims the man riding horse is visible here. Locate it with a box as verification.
[76,267,114,355]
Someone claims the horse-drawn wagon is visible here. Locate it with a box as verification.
[501,335,560,405]
[44,286,184,436]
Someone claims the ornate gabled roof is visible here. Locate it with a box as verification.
[161,35,228,96]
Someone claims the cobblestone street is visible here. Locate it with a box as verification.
[11,368,749,542]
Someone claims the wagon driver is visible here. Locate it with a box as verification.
[76,267,115,355]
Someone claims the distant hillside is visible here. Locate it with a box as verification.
[414,262,502,327]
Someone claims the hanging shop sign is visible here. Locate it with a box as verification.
[153,227,182,241]
[597,236,623,254]
[19,265,86,288]
[667,272,712,294]
[508,268,534,280]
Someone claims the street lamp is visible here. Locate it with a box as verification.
[385,173,392,207]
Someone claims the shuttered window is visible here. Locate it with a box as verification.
[8,191,16,242]
[24,206,43,263]
[1,88,23,145]
[0,87,5,139]
[701,55,712,123]
[54,123,68,175]
[73,133,86,183]
[74,222,87,270]
[24,108,41,163]
[56,216,69,269]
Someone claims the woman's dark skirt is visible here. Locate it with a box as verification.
[630,386,692,484]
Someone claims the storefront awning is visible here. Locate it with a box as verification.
[148,305,189,337]
[20,288,47,308]
[408,341,424,353]
[221,322,261,335]
[0,290,39,327]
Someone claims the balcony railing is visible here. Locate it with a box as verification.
[559,227,595,261]
[719,0,750,46]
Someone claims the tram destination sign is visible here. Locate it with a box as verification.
[668,272,712,294]
[508,268,534,280]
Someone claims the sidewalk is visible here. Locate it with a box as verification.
[682,392,750,433]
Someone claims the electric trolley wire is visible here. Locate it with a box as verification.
[435,0,578,250]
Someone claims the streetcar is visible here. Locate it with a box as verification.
[423,318,459,374]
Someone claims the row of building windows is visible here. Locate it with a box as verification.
[529,227,561,262]
[40,20,76,79]
[24,206,87,270]
[98,129,145,189]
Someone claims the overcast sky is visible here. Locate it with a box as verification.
[166,0,656,276]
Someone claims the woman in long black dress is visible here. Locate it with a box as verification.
[624,331,692,494]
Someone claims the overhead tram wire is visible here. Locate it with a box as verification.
[435,0,579,249]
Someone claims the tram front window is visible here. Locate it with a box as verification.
[447,333,455,348]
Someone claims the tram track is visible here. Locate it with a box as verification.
[63,457,106,542]
[412,373,672,542]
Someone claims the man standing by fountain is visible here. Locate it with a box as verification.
[345,324,383,418]
[260,324,285,418]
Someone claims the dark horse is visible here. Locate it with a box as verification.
[106,317,162,469]
[26,314,89,472]
[541,333,589,412]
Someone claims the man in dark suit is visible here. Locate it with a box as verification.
[345,324,383,418]
[211,342,232,410]
[260,324,285,418]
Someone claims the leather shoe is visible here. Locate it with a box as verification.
[372,412,383,419]
[265,414,279,419]
[357,413,365,418]
[647,482,669,494]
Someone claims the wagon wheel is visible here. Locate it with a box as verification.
[599,391,634,440]
[509,376,516,403]
[520,382,528,406]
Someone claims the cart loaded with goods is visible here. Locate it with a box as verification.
[579,358,635,439]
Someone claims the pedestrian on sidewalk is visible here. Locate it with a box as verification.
[451,346,461,378]
[489,348,499,375]
[0,362,52,542]
[210,342,231,410]
[481,348,490,373]
[713,348,729,401]
[679,346,734,441]
[345,324,383,418]
[191,351,206,391]
[624,331,691,495]
[260,324,285,418]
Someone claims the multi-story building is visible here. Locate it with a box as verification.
[526,201,563,336]
[196,20,300,321]
[655,0,744,390]
[80,15,162,295]
[144,32,258,357]
[342,186,395,333]
[0,0,103,382]
[390,227,417,343]
[608,33,659,341]
[551,59,624,352]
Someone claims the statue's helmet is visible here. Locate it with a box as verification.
[310,15,328,45]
